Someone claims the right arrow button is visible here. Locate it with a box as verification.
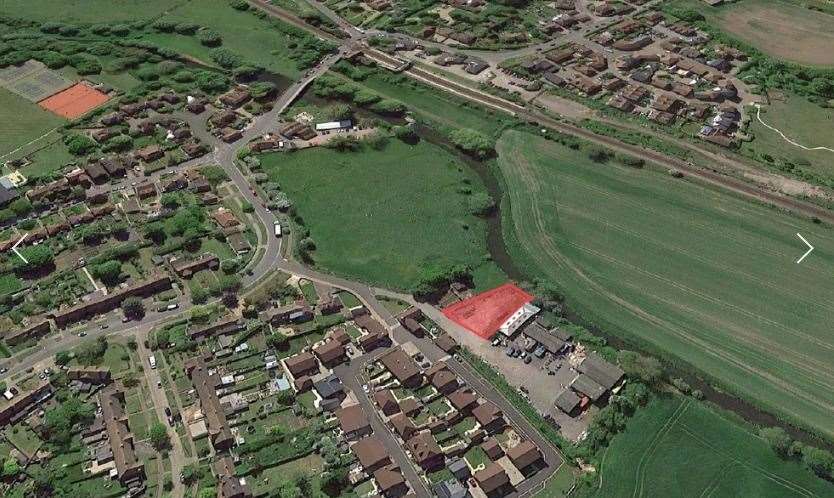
[796,233,814,264]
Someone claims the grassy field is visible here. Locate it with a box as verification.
[744,95,834,178]
[497,129,834,438]
[592,397,834,497]
[667,0,834,66]
[139,0,305,77]
[261,139,505,291]
[0,88,65,157]
[0,0,181,22]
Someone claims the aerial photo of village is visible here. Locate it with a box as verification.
[0,0,832,497]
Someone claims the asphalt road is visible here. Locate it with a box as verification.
[335,357,432,498]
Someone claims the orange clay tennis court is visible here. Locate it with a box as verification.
[38,83,109,119]
[442,283,533,340]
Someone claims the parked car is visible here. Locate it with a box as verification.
[505,346,514,357]
[524,356,532,364]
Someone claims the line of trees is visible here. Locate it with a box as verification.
[760,426,834,480]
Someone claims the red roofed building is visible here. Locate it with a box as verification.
[442,283,535,339]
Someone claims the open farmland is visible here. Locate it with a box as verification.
[497,129,834,438]
[260,139,505,291]
[668,0,834,66]
[593,396,834,497]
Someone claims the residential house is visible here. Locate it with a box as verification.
[374,389,401,417]
[336,405,372,440]
[313,340,347,368]
[135,144,163,163]
[99,384,146,485]
[284,351,319,379]
[474,463,510,497]
[379,347,422,388]
[352,437,391,473]
[390,412,417,441]
[425,362,458,395]
[472,401,506,434]
[406,431,444,471]
[184,357,234,451]
[374,465,408,498]
[171,253,220,278]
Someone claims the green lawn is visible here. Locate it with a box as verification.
[464,446,489,470]
[498,129,834,438]
[742,95,834,181]
[0,274,23,297]
[102,343,132,376]
[534,464,575,498]
[0,88,65,157]
[261,140,505,291]
[376,295,409,315]
[299,279,319,306]
[6,425,42,456]
[593,397,834,497]
[0,0,180,22]
[338,291,362,309]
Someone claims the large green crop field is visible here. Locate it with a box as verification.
[261,139,505,291]
[592,396,834,497]
[497,130,834,437]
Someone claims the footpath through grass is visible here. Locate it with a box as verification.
[743,94,834,181]
[497,129,834,438]
[261,139,505,291]
[591,396,834,498]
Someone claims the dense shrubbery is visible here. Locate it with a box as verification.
[411,263,472,300]
[448,128,495,158]
[760,426,834,479]
[313,74,406,116]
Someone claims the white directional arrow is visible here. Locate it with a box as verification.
[11,233,28,264]
[796,233,814,264]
